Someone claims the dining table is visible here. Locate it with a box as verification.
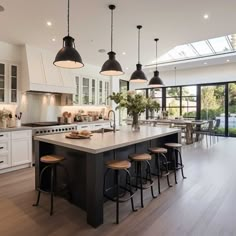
[126,118,209,144]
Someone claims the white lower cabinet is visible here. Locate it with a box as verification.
[0,130,32,174]
[11,130,32,166]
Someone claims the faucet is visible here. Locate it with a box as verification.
[108,110,116,133]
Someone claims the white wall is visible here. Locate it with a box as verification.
[130,62,236,90]
[0,41,22,63]
[161,63,236,86]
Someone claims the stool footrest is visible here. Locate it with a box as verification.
[104,185,136,203]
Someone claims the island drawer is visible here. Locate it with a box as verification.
[0,132,10,141]
[0,153,10,169]
[0,141,9,154]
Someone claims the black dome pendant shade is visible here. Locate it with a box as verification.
[148,38,164,87]
[100,5,124,76]
[54,0,84,69]
[130,25,147,82]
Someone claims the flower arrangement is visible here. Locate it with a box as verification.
[0,108,12,120]
[109,91,160,130]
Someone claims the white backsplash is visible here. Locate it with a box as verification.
[4,93,111,123]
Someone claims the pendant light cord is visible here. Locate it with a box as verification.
[111,7,113,51]
[138,28,140,63]
[67,0,70,36]
[174,67,177,85]
[155,39,158,71]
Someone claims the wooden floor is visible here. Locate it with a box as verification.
[1,138,236,236]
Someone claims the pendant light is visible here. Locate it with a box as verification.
[54,0,84,69]
[100,5,124,76]
[148,38,164,87]
[130,25,147,82]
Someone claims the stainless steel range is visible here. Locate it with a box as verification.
[23,122,77,136]
[23,122,78,164]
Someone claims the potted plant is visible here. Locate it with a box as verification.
[109,91,160,131]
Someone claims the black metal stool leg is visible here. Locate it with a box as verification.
[115,170,120,224]
[50,165,54,216]
[156,154,161,194]
[146,161,157,198]
[172,149,178,184]
[176,148,187,179]
[124,169,137,212]
[138,162,144,208]
[161,153,172,187]
[33,165,51,207]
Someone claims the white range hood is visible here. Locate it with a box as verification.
[21,45,76,94]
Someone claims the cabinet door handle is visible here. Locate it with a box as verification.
[0,147,3,149]
[0,135,3,137]
[81,126,88,128]
[0,161,3,163]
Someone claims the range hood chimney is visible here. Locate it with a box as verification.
[21,45,76,94]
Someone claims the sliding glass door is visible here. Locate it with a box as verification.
[228,83,236,137]
[200,84,226,136]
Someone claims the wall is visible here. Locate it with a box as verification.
[0,41,22,63]
[160,62,236,86]
[129,62,236,91]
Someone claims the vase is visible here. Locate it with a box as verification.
[132,113,140,131]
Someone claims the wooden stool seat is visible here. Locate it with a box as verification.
[40,155,65,164]
[106,160,131,170]
[128,153,151,161]
[148,147,168,154]
[165,143,182,148]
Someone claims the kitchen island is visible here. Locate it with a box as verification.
[34,126,181,227]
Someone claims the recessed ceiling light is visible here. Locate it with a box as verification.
[204,62,208,65]
[46,21,52,26]
[122,52,126,55]
[98,49,106,53]
[126,67,129,70]
[226,59,230,62]
[0,5,4,12]
[204,14,209,19]
[52,38,56,42]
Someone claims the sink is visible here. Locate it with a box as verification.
[92,128,119,133]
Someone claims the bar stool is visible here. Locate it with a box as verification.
[33,154,69,215]
[104,160,137,224]
[148,147,172,194]
[128,153,157,208]
[165,143,186,184]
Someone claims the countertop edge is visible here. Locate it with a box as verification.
[34,128,181,154]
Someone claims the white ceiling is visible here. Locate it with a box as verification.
[0,0,236,75]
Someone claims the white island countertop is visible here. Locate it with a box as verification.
[34,126,181,154]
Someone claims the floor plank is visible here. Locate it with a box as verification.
[0,138,236,236]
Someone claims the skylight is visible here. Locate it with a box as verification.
[157,33,236,64]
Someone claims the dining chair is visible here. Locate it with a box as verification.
[193,120,214,147]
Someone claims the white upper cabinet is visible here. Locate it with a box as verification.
[74,74,110,106]
[0,62,19,104]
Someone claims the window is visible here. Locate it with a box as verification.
[182,86,197,118]
[148,88,163,118]
[166,87,181,117]
[157,33,236,64]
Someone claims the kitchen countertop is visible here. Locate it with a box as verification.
[34,126,180,154]
[0,126,32,132]
[73,120,110,125]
